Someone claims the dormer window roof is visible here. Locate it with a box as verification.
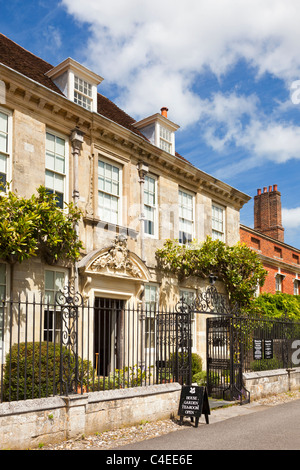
[133,107,180,156]
[45,58,103,113]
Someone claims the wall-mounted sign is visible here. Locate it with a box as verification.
[264,339,273,359]
[253,339,273,360]
[253,339,263,360]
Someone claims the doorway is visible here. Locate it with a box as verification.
[94,297,125,376]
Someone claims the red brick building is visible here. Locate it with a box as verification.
[240,185,300,296]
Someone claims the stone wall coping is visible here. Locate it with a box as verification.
[0,383,182,416]
[243,367,300,380]
[0,396,66,417]
[87,383,182,404]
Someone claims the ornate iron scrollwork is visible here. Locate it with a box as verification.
[175,285,231,316]
[55,282,83,395]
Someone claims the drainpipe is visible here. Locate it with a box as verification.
[137,161,149,371]
[137,161,149,264]
[70,127,84,293]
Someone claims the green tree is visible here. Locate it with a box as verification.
[0,185,83,266]
[251,292,300,320]
[156,237,267,308]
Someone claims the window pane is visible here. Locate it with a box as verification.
[45,170,54,190]
[0,263,6,287]
[54,173,64,193]
[45,270,55,290]
[0,112,8,133]
[45,151,55,171]
[55,137,65,157]
[55,272,64,291]
[0,134,7,153]
[55,155,65,174]
[0,112,8,155]
[0,153,6,173]
[46,133,55,153]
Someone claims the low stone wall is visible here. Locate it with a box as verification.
[0,383,182,450]
[243,367,300,400]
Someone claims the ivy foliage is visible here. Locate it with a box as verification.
[0,185,83,264]
[156,237,267,308]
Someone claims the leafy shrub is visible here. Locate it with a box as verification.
[193,371,207,386]
[169,352,203,381]
[191,353,203,380]
[250,356,284,371]
[3,342,92,401]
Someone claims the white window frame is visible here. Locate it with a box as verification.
[45,130,69,209]
[275,273,283,292]
[212,203,225,242]
[294,279,299,296]
[0,106,12,192]
[179,289,196,352]
[178,188,195,244]
[44,268,68,344]
[144,174,158,238]
[98,157,122,225]
[74,75,93,111]
[159,125,172,154]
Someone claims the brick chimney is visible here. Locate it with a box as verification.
[254,184,284,242]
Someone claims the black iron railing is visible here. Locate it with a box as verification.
[0,291,191,402]
[206,314,300,401]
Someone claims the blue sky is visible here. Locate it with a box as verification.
[1,0,300,248]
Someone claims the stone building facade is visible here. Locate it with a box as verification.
[0,33,250,363]
[240,185,300,296]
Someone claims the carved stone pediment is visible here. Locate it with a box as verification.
[79,235,151,282]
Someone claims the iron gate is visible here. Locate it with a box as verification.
[175,284,250,403]
[156,308,192,385]
[206,316,248,402]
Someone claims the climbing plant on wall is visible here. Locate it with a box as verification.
[156,237,267,309]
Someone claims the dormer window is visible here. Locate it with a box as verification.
[133,107,179,156]
[45,58,103,113]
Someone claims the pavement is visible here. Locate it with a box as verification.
[176,396,270,426]
[115,397,300,451]
[38,390,300,450]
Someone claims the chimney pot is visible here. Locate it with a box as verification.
[263,187,267,193]
[161,107,168,118]
[257,189,261,195]
[269,185,272,192]
[273,184,278,192]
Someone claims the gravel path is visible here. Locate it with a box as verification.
[38,390,300,450]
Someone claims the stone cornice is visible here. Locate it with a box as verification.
[1,62,250,209]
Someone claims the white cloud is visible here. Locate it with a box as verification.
[61,0,300,127]
[282,207,300,229]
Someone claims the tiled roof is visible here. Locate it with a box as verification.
[0,33,189,161]
[96,93,146,139]
[0,33,63,95]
